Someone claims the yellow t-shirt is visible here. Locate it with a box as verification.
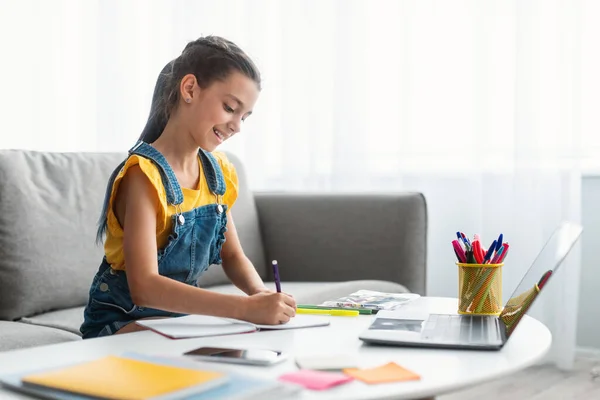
[104,152,238,270]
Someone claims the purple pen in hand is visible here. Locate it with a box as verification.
[272,260,281,293]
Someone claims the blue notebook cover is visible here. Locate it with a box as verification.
[1,372,85,400]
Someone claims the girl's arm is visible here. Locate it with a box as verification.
[220,211,271,295]
[117,166,294,324]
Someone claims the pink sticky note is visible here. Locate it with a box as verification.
[279,369,354,390]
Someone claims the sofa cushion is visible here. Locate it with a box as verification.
[209,280,409,305]
[0,321,80,352]
[254,193,428,294]
[0,150,126,320]
[19,307,85,336]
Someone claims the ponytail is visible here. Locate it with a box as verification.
[96,60,174,244]
[139,60,175,144]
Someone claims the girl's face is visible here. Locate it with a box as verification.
[180,71,260,152]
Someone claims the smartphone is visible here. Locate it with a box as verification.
[182,346,288,366]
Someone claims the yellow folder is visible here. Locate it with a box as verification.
[21,355,227,399]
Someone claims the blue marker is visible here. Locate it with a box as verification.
[460,232,471,250]
[483,240,497,263]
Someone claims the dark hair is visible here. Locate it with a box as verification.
[96,36,260,244]
[139,35,261,144]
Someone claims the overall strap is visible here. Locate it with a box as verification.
[198,149,227,196]
[128,140,184,206]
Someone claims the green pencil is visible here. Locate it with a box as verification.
[297,304,373,315]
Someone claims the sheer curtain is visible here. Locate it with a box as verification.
[1,0,596,369]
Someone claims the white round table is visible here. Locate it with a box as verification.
[0,297,551,400]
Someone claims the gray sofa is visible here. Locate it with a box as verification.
[0,149,427,352]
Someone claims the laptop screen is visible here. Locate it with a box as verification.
[499,222,582,337]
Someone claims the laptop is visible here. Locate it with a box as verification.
[358,222,583,350]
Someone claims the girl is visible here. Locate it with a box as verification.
[80,36,296,338]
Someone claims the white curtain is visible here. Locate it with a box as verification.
[1,0,597,369]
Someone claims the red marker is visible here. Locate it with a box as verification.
[538,270,552,289]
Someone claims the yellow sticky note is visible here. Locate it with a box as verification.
[343,362,421,384]
[22,355,225,399]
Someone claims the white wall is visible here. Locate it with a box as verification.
[577,176,600,349]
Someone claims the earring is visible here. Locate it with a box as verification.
[185,98,191,103]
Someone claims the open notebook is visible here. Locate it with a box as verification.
[136,314,330,339]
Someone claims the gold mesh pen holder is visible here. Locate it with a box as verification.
[457,262,503,316]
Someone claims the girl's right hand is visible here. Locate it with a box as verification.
[241,292,296,325]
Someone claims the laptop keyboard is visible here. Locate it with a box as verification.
[421,314,501,344]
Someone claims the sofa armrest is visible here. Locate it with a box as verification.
[254,193,427,295]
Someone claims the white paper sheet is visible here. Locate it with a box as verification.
[136,315,257,339]
[137,314,330,339]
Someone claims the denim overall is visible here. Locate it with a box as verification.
[80,141,228,338]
